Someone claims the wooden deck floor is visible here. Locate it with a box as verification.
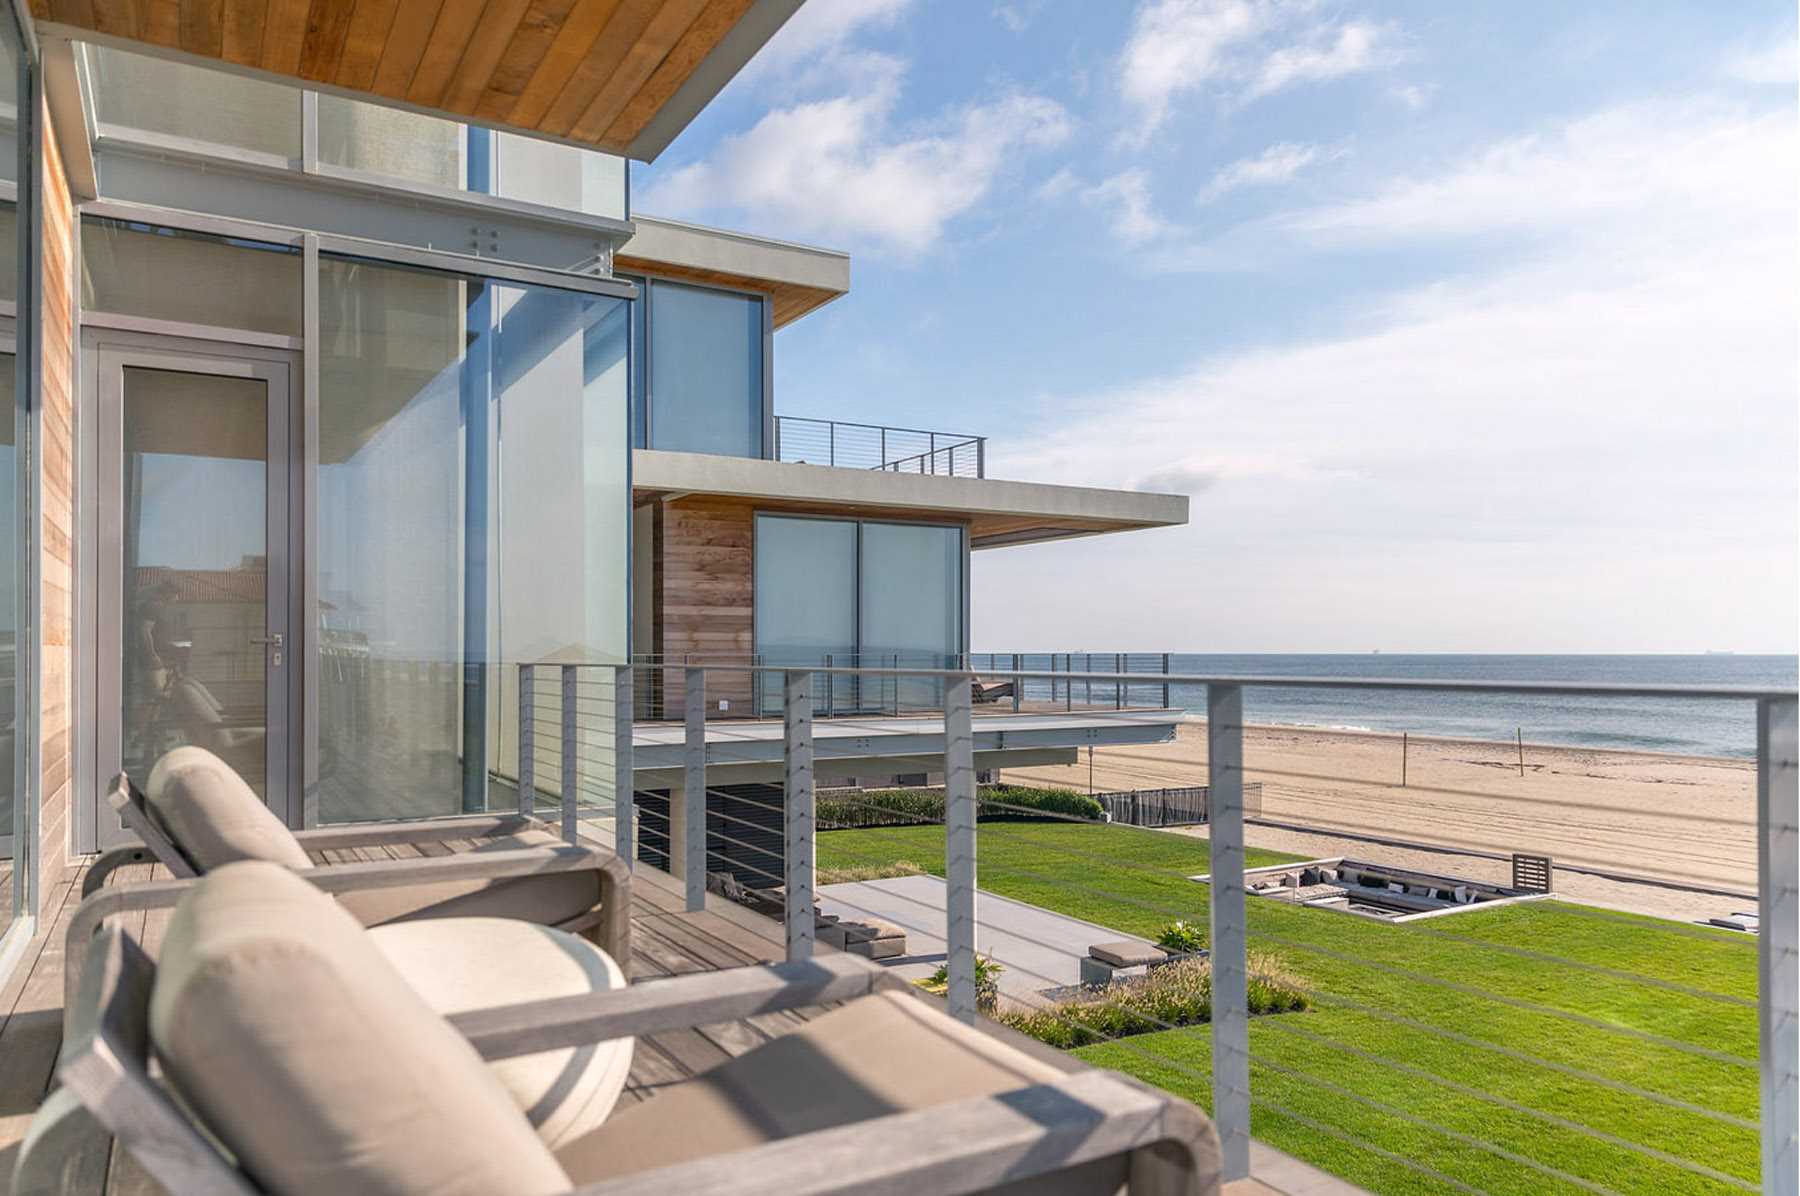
[0,843,1350,1195]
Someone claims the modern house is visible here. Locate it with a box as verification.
[0,0,1188,981]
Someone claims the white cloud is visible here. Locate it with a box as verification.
[745,0,914,76]
[1247,20,1388,99]
[1082,169,1175,244]
[1197,141,1320,202]
[1118,0,1399,139]
[1389,83,1431,110]
[637,80,1070,256]
[1722,38,1798,85]
[992,1,1044,33]
[979,97,1798,652]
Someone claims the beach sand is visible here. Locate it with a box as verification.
[1001,721,1758,926]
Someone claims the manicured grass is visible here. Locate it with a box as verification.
[817,821,1759,1196]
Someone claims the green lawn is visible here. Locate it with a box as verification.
[816,821,1759,1196]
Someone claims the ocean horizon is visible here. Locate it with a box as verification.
[983,653,1797,759]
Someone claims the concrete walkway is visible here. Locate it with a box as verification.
[816,873,1159,1000]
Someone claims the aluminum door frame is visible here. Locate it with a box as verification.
[91,337,299,845]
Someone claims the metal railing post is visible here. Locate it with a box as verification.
[783,670,815,961]
[774,416,782,460]
[1760,695,1799,1196]
[929,431,938,475]
[517,665,534,817]
[977,437,986,477]
[683,667,706,912]
[1116,651,1124,709]
[1162,652,1172,709]
[1012,652,1022,712]
[560,665,578,844]
[880,426,887,467]
[614,664,633,866]
[828,421,836,467]
[1208,683,1251,1181]
[945,673,978,1024]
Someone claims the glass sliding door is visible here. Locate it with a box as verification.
[0,350,15,928]
[754,515,857,714]
[753,516,966,714]
[97,350,295,840]
[860,523,964,711]
[317,256,627,825]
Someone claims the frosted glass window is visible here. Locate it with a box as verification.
[317,96,464,189]
[647,281,763,457]
[82,218,302,336]
[860,523,962,707]
[87,46,300,160]
[318,256,627,823]
[755,516,856,710]
[495,133,627,220]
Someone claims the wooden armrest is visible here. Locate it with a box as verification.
[291,814,542,851]
[82,843,161,899]
[450,956,900,1061]
[570,1068,1218,1196]
[64,846,631,1011]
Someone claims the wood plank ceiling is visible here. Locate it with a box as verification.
[32,0,770,157]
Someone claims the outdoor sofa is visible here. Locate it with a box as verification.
[21,861,1223,1196]
[65,745,629,1006]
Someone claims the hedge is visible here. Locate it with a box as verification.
[816,785,1104,830]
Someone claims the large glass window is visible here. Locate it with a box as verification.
[754,516,857,711]
[753,516,964,713]
[317,257,627,823]
[82,218,303,337]
[645,281,765,457]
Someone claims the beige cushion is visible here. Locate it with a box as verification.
[334,829,600,928]
[144,747,312,872]
[555,990,1125,1193]
[150,861,570,1196]
[371,918,633,1148]
[1089,940,1166,968]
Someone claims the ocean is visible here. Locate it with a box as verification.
[985,654,1798,759]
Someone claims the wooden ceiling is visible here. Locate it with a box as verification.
[33,0,796,158]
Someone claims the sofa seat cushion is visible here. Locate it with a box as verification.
[149,861,570,1196]
[554,990,1121,1193]
[144,747,313,872]
[1089,940,1166,969]
[371,917,633,1148]
[335,829,600,929]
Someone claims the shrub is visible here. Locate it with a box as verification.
[1155,920,1206,955]
[816,860,925,885]
[817,785,1104,830]
[995,951,1307,1050]
[916,955,1005,1014]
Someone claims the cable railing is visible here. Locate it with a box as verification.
[511,659,1796,1196]
[772,415,986,478]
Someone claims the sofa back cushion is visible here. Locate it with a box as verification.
[149,861,571,1196]
[144,747,312,871]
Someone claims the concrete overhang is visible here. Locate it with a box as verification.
[633,449,1190,548]
[31,0,802,161]
[630,709,1181,787]
[616,215,850,327]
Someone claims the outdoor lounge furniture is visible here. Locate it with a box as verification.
[20,861,1223,1196]
[815,915,907,959]
[64,746,629,1006]
[1081,940,1169,987]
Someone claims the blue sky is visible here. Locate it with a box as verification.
[636,0,1799,653]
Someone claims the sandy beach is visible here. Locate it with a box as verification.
[1001,720,1759,925]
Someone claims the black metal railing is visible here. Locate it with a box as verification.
[773,415,985,478]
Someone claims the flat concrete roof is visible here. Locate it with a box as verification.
[617,215,850,327]
[633,450,1189,548]
[630,708,1182,786]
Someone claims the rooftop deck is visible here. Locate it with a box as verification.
[0,837,1357,1196]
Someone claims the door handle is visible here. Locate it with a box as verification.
[250,634,284,646]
